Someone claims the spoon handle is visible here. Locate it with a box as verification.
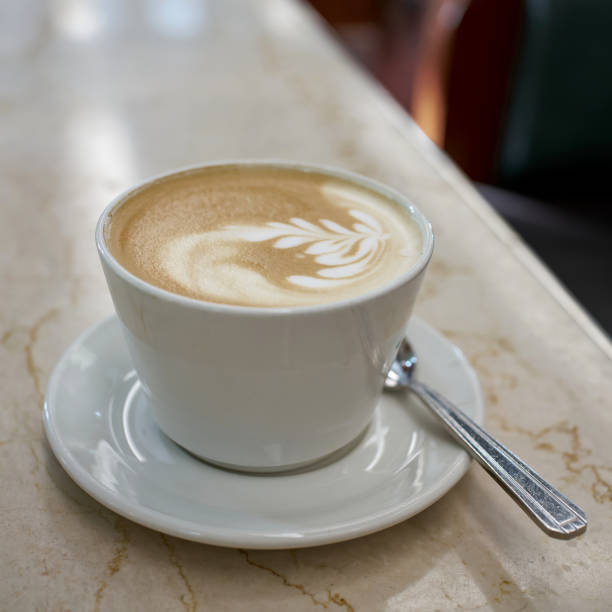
[409,381,587,539]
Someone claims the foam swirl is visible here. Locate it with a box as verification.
[224,209,389,288]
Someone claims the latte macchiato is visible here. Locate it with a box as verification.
[105,165,422,307]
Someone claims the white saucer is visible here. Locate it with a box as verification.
[44,316,483,549]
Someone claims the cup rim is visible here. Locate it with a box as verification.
[95,160,434,317]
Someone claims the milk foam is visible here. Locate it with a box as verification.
[106,167,422,307]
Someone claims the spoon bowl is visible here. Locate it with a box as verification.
[385,338,418,390]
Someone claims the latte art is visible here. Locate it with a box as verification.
[226,209,389,288]
[105,166,422,307]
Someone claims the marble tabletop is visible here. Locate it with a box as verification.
[2,0,611,610]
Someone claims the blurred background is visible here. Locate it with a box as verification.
[307,0,611,333]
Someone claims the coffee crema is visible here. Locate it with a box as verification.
[105,165,422,307]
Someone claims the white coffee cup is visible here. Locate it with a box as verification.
[96,161,433,472]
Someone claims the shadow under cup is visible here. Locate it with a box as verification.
[96,161,434,472]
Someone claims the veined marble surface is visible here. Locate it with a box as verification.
[1,0,611,610]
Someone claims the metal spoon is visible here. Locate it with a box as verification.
[384,338,587,539]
